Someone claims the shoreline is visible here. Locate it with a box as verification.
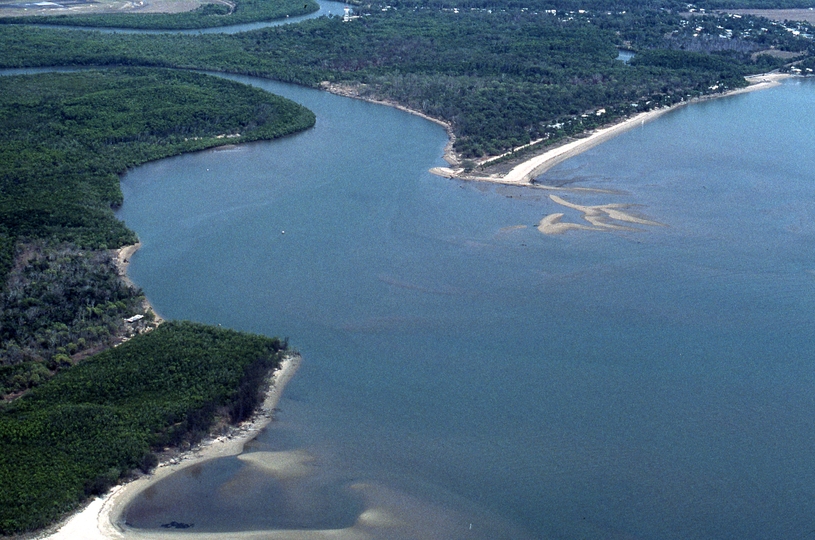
[449,73,791,186]
[41,353,302,540]
[420,72,789,187]
[114,242,165,326]
[324,73,793,181]
[319,81,460,166]
[27,70,796,538]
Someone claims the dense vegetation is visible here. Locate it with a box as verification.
[0,68,314,255]
[0,0,318,29]
[0,3,811,157]
[0,321,286,535]
[0,68,314,397]
[0,241,149,397]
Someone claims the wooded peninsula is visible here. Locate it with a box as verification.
[0,0,813,535]
[0,67,312,536]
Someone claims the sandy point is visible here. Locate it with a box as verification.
[431,71,796,188]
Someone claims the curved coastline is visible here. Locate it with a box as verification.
[114,243,165,325]
[428,72,792,187]
[41,353,302,540]
[319,81,459,167]
[23,65,801,538]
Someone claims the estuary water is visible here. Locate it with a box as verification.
[117,77,815,539]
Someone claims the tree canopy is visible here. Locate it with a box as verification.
[0,321,286,535]
[0,68,314,397]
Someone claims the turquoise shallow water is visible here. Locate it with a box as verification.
[118,78,815,539]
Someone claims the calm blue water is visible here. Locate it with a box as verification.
[118,78,815,539]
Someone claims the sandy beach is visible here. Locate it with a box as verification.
[322,73,794,187]
[114,242,164,325]
[430,72,793,187]
[40,354,301,540]
[41,348,473,540]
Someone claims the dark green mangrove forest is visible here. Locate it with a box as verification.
[0,67,313,398]
[0,66,308,535]
[0,321,286,535]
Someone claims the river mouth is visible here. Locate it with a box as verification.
[112,75,815,539]
[7,33,815,537]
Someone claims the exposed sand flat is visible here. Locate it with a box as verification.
[550,195,663,227]
[603,206,664,226]
[583,214,634,230]
[538,194,665,235]
[537,213,600,234]
[41,354,301,540]
[236,449,316,479]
